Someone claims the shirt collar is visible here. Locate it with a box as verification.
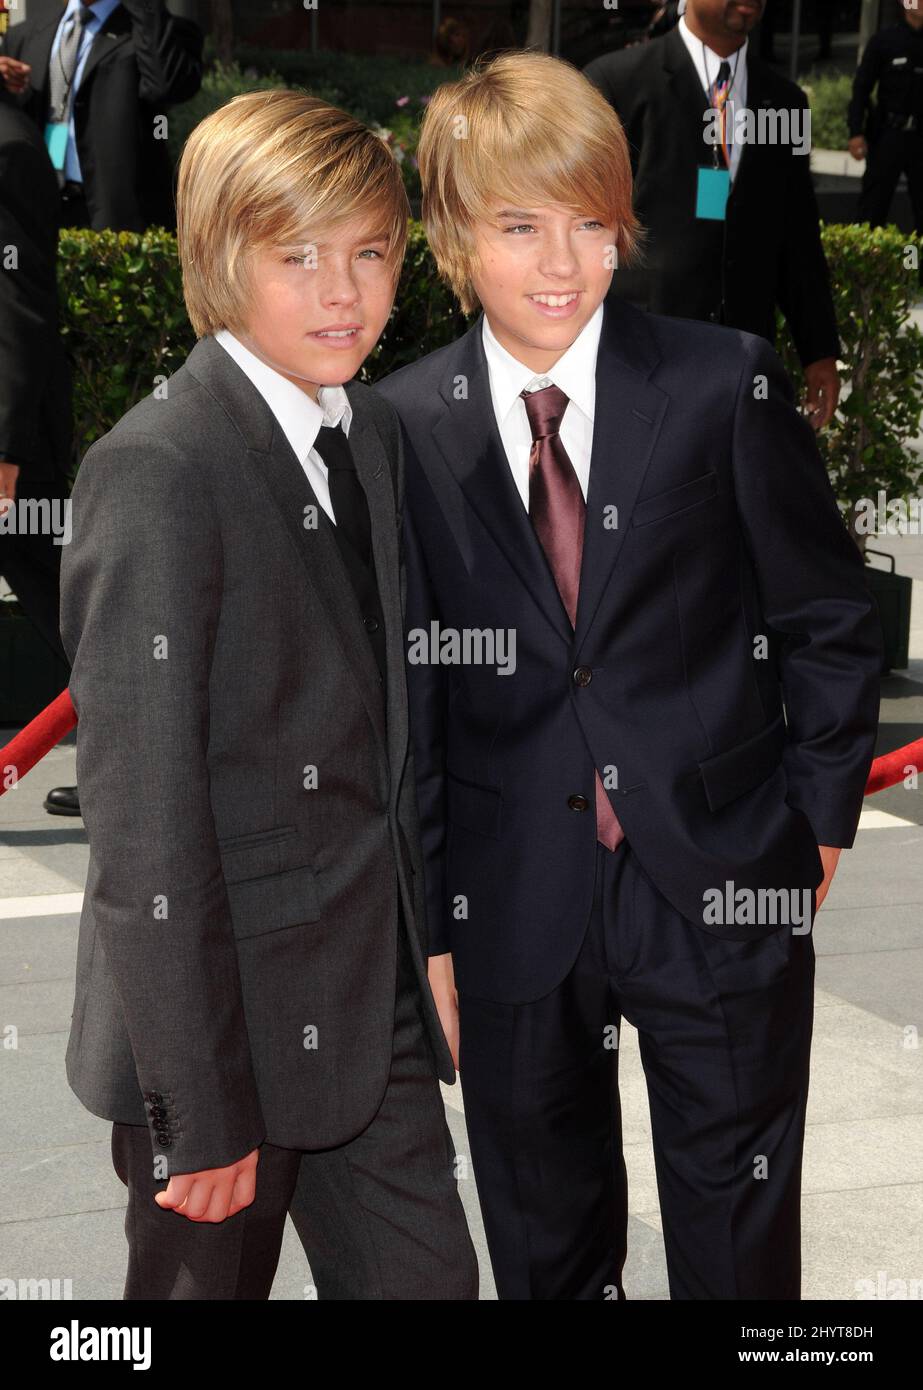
[677,13,748,94]
[214,328,352,462]
[481,301,603,426]
[68,0,121,29]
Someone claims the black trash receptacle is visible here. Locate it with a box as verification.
[864,549,913,674]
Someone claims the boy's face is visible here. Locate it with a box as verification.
[469,202,616,374]
[233,222,398,399]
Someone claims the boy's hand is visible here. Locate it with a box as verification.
[428,952,459,1071]
[154,1147,260,1222]
[815,845,842,911]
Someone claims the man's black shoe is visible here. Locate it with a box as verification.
[44,785,81,816]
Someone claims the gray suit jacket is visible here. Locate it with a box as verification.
[59,333,454,1176]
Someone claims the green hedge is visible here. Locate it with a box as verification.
[800,69,853,152]
[59,227,194,466]
[800,71,850,152]
[778,221,923,540]
[60,222,921,527]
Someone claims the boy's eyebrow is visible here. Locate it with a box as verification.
[281,231,391,250]
[493,209,603,222]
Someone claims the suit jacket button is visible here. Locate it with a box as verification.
[155,1132,172,1147]
[147,1092,163,1105]
[567,794,590,811]
[364,615,380,632]
[573,666,592,686]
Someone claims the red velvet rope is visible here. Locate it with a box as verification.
[0,690,920,797]
[1,691,77,790]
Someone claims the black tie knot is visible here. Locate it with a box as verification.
[314,423,355,471]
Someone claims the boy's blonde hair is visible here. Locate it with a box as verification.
[177,90,410,337]
[417,50,643,315]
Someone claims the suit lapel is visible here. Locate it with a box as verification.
[77,5,132,91]
[22,4,133,105]
[573,297,669,648]
[347,400,409,784]
[184,335,389,760]
[728,52,767,204]
[661,23,715,163]
[431,320,575,647]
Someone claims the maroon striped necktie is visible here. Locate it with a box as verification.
[521,382,624,852]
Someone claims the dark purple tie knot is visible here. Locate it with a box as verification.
[520,383,569,441]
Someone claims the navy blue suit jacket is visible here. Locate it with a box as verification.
[375,296,882,1003]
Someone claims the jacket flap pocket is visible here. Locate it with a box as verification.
[632,471,718,527]
[697,712,787,813]
[225,862,321,940]
[446,770,502,839]
[218,826,297,884]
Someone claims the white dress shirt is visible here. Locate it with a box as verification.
[677,13,749,183]
[481,303,603,510]
[214,329,352,524]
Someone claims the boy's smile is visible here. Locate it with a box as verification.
[526,290,582,319]
[231,224,398,399]
[470,203,616,374]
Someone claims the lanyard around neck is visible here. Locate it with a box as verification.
[703,41,742,105]
[704,43,742,170]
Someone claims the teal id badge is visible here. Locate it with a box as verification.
[44,122,69,171]
[695,166,730,221]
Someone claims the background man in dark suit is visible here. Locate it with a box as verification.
[849,0,923,254]
[584,0,842,430]
[377,50,882,1300]
[0,0,202,231]
[0,102,72,669]
[1,0,202,816]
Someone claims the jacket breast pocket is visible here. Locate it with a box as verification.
[218,825,321,940]
[696,712,788,813]
[446,770,502,839]
[632,470,719,528]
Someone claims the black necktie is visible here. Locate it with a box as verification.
[313,423,372,566]
[312,422,388,696]
[712,59,733,169]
